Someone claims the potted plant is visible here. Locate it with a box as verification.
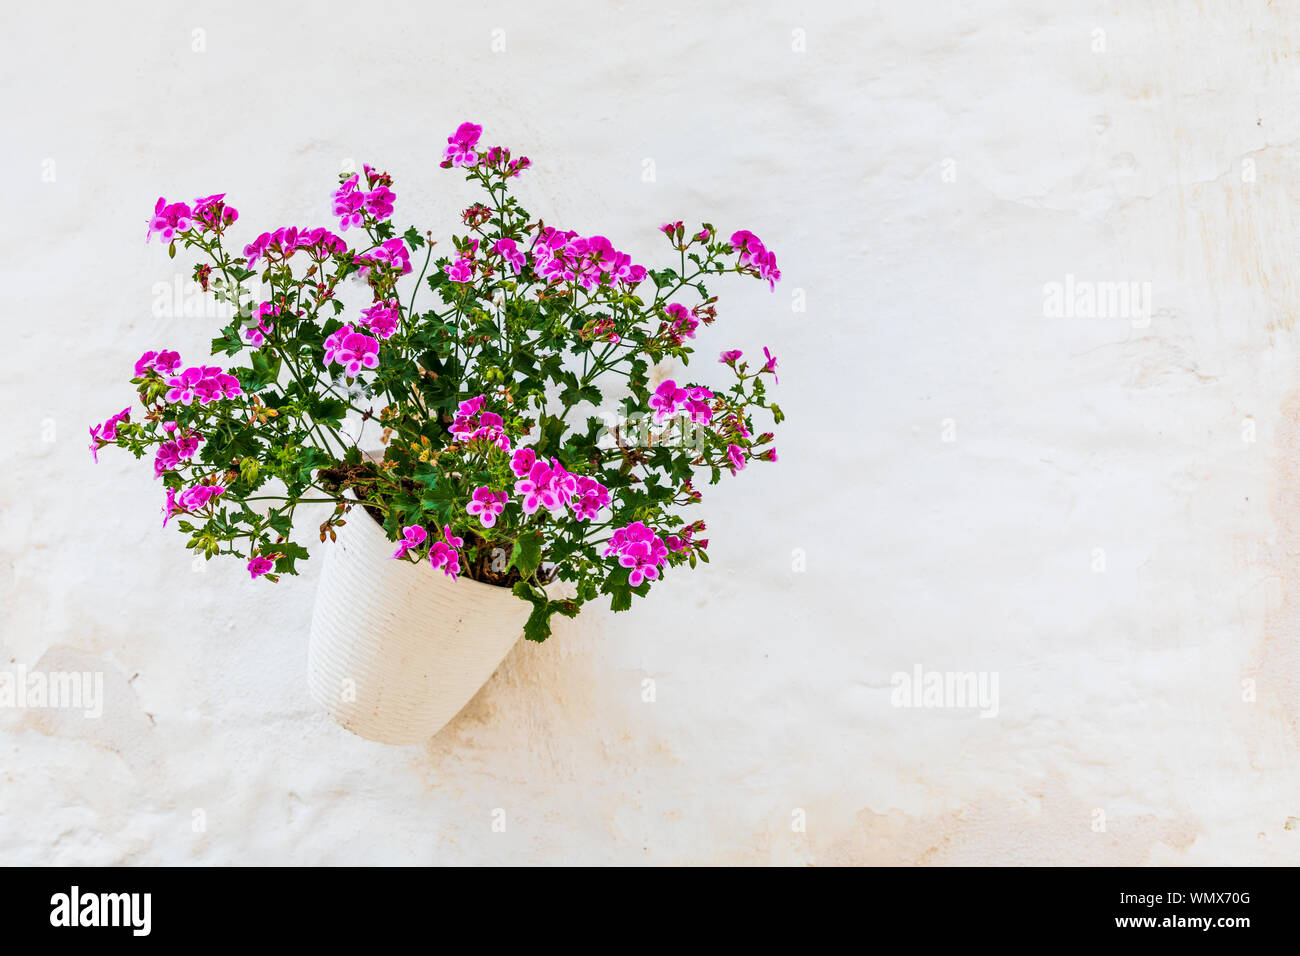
[91,122,784,743]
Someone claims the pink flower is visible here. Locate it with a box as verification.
[514,459,576,516]
[726,443,746,474]
[428,526,463,580]
[494,238,526,274]
[247,556,275,579]
[569,476,611,522]
[683,386,714,425]
[730,229,781,290]
[155,350,182,374]
[244,301,279,348]
[134,351,159,376]
[363,185,396,221]
[297,227,347,258]
[88,406,131,462]
[153,427,204,476]
[510,447,536,478]
[393,524,428,559]
[165,365,240,406]
[466,486,508,528]
[450,395,512,451]
[531,228,647,291]
[649,380,688,424]
[167,483,226,525]
[332,175,365,231]
[719,349,743,365]
[602,521,670,588]
[456,395,486,418]
[357,237,412,276]
[762,346,779,384]
[193,193,238,231]
[361,299,400,339]
[659,221,683,236]
[662,303,699,345]
[322,324,380,378]
[243,232,273,268]
[442,122,483,167]
[147,197,192,243]
[444,257,474,283]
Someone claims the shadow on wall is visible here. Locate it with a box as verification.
[416,606,625,771]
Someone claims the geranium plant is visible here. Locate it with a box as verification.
[91,122,783,641]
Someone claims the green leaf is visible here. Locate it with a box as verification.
[274,541,311,575]
[522,601,554,643]
[608,586,632,612]
[509,533,542,577]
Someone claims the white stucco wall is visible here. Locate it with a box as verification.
[3,0,1300,864]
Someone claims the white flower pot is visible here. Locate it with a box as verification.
[307,499,549,744]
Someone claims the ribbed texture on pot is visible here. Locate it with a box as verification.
[307,502,539,745]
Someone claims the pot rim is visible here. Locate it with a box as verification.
[340,488,558,600]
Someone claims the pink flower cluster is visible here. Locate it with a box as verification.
[510,448,610,521]
[153,423,204,477]
[393,525,427,559]
[360,298,400,339]
[357,237,412,276]
[193,194,239,231]
[244,226,347,269]
[493,238,525,274]
[444,255,475,283]
[661,303,699,345]
[149,194,235,243]
[393,524,465,581]
[603,522,670,587]
[666,520,708,555]
[165,365,242,406]
[450,395,512,451]
[88,407,131,462]
[466,487,508,528]
[649,380,714,425]
[581,317,620,344]
[482,146,531,178]
[440,123,531,178]
[730,230,781,290]
[146,198,192,243]
[323,324,380,377]
[532,228,647,290]
[428,526,464,580]
[163,483,226,526]
[245,301,281,347]
[569,474,613,521]
[332,168,397,231]
[135,349,182,377]
[441,122,483,168]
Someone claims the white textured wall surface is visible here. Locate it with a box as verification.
[3,0,1300,865]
